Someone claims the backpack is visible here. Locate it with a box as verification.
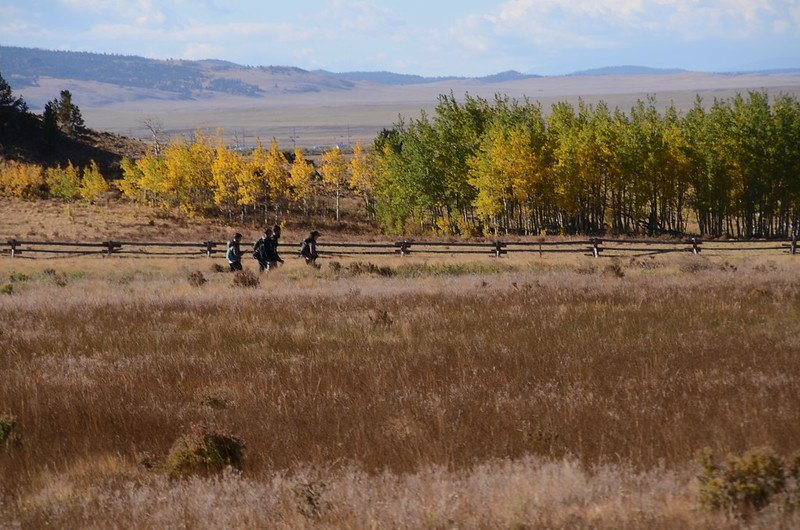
[252,238,265,259]
[299,240,310,257]
[226,242,238,262]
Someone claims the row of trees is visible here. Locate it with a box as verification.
[373,92,800,238]
[0,160,109,201]
[117,133,375,224]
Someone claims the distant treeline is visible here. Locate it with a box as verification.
[372,92,800,238]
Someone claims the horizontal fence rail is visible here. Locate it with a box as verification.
[2,236,798,259]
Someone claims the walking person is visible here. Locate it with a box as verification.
[265,224,284,270]
[252,227,272,272]
[300,230,320,268]
[226,232,244,271]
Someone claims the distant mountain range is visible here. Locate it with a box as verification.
[1,45,798,110]
[565,65,687,76]
[316,69,540,85]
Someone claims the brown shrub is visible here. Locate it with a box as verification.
[187,270,207,287]
[166,424,244,476]
[232,270,259,288]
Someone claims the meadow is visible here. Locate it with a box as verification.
[1,248,799,528]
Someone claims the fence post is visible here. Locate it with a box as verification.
[103,241,118,257]
[204,241,215,258]
[8,239,17,258]
[398,240,411,257]
[591,238,601,258]
[494,241,504,258]
[691,237,701,255]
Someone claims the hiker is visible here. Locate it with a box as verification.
[252,227,272,272]
[226,232,244,271]
[300,230,320,268]
[267,224,284,269]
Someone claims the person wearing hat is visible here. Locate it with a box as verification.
[226,232,244,271]
[300,230,320,268]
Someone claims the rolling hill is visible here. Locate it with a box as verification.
[2,45,799,149]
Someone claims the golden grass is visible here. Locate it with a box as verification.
[1,252,799,527]
[0,197,379,244]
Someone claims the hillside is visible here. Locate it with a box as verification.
[0,46,356,109]
[568,65,687,76]
[0,89,145,177]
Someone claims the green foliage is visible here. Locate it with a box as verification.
[45,162,81,200]
[45,89,84,137]
[78,159,109,202]
[0,70,26,112]
[372,91,800,238]
[9,272,29,282]
[166,423,244,476]
[698,448,789,514]
[0,284,12,295]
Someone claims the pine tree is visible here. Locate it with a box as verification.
[0,70,26,112]
[57,90,84,136]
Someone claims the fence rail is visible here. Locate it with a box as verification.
[2,236,798,259]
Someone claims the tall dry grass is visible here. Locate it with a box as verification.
[1,253,799,527]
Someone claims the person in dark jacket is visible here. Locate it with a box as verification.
[300,230,320,268]
[226,232,244,271]
[252,227,272,272]
[267,224,284,269]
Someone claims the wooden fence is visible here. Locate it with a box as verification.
[2,237,798,259]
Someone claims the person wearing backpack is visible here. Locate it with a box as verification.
[300,230,320,268]
[226,232,244,271]
[252,227,273,272]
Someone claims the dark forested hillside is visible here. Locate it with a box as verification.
[0,71,145,177]
[0,46,263,98]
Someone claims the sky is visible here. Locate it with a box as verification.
[1,0,799,76]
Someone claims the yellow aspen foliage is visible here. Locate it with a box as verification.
[319,146,349,221]
[162,132,214,213]
[137,153,169,203]
[237,140,265,208]
[259,138,290,210]
[211,144,244,213]
[118,156,144,201]
[467,125,513,223]
[289,147,315,211]
[0,161,46,198]
[45,161,81,200]
[79,160,109,202]
[349,139,376,215]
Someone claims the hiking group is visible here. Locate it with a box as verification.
[226,228,320,272]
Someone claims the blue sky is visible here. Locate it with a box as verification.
[2,0,799,75]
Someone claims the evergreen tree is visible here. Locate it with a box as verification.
[0,70,26,112]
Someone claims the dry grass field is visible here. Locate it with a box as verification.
[72,72,800,147]
[1,245,799,527]
[0,198,379,244]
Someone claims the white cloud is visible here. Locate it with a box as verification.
[478,0,799,43]
[61,0,166,26]
[181,43,224,60]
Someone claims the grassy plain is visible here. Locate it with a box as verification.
[71,72,800,147]
[1,247,799,528]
